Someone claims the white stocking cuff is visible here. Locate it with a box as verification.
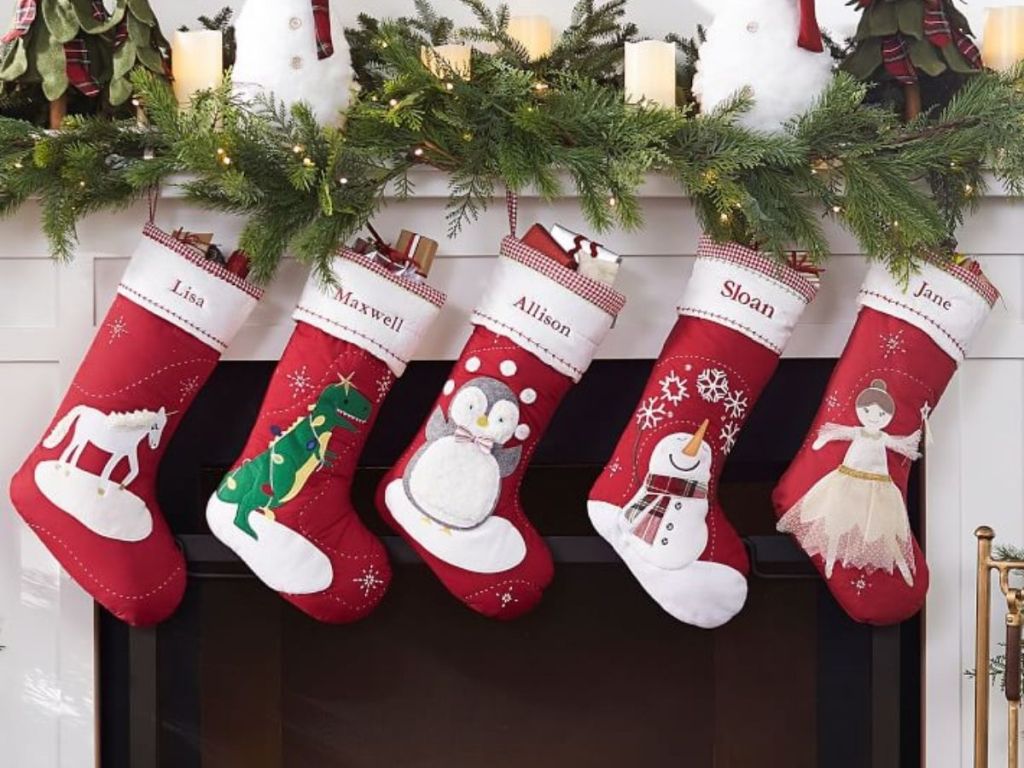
[677,237,819,354]
[293,249,446,377]
[117,224,263,353]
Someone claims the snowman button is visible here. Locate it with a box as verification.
[666,523,674,531]
[674,501,682,510]
[289,16,302,30]
[291,56,304,70]
[747,21,759,33]
[660,538,669,546]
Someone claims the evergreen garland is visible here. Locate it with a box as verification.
[0,0,1021,286]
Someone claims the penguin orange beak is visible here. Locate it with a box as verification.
[682,419,710,458]
[476,415,489,428]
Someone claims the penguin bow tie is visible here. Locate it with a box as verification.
[454,426,495,454]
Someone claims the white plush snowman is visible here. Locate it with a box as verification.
[619,422,713,570]
[405,377,524,529]
[232,0,355,126]
[691,0,833,132]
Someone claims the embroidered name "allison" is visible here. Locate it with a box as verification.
[514,296,572,338]
[721,280,775,319]
[335,288,405,332]
[170,279,206,308]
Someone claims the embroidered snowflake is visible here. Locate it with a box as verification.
[107,316,128,344]
[850,574,870,596]
[376,375,392,401]
[659,370,689,404]
[178,375,201,403]
[696,368,730,403]
[352,565,385,598]
[287,366,314,398]
[719,421,740,455]
[608,459,622,476]
[879,329,906,359]
[825,391,841,413]
[723,389,748,419]
[635,397,671,430]
[498,589,518,609]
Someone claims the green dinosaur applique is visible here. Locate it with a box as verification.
[216,374,372,539]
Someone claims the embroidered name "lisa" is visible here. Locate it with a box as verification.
[721,280,775,319]
[911,281,953,310]
[514,296,572,338]
[335,288,405,332]
[170,279,206,307]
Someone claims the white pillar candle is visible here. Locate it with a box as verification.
[624,40,677,108]
[421,44,473,79]
[172,30,224,106]
[506,15,554,61]
[982,6,1024,71]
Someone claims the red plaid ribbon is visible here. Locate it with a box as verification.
[64,39,101,97]
[506,189,518,236]
[866,0,982,83]
[2,0,36,44]
[311,0,334,60]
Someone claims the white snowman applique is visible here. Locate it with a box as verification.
[620,420,712,570]
[385,364,535,574]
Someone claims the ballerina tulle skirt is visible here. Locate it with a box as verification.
[777,466,916,585]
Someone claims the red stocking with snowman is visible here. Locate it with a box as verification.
[774,257,998,625]
[588,238,819,629]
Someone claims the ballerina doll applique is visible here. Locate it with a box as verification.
[776,379,922,586]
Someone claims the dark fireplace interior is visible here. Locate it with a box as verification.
[99,358,922,768]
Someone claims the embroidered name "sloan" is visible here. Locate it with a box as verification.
[170,279,206,308]
[335,287,405,332]
[721,280,775,319]
[514,296,572,338]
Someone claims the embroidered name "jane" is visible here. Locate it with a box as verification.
[335,288,405,332]
[170,279,206,308]
[514,296,572,338]
[721,280,775,319]
[911,281,953,310]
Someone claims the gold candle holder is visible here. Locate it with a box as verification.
[974,526,1024,767]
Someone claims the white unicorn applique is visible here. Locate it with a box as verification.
[32,405,171,542]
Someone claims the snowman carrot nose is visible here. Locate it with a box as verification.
[476,415,489,428]
[682,419,710,457]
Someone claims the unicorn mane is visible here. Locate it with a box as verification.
[107,409,162,430]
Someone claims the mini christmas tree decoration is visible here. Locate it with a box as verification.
[774,256,997,625]
[8,223,262,626]
[206,245,445,623]
[377,221,626,619]
[842,0,983,120]
[0,0,170,127]
[232,0,355,126]
[588,237,819,629]
[691,0,833,132]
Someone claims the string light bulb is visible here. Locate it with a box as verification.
[832,205,842,214]
[388,98,399,107]
[413,147,425,158]
[964,183,974,195]
[221,155,232,166]
[292,144,304,154]
[303,157,315,168]
[13,161,23,169]
[339,176,349,185]
[608,196,617,207]
[719,213,730,224]
[444,81,455,92]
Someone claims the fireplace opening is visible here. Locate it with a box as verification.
[99,359,922,768]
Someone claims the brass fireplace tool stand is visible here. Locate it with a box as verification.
[975,526,1024,768]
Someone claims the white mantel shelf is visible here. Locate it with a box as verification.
[0,181,1023,768]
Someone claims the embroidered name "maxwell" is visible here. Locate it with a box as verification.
[170,279,206,308]
[335,287,405,332]
[721,279,775,319]
[514,296,572,338]
[911,280,953,310]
